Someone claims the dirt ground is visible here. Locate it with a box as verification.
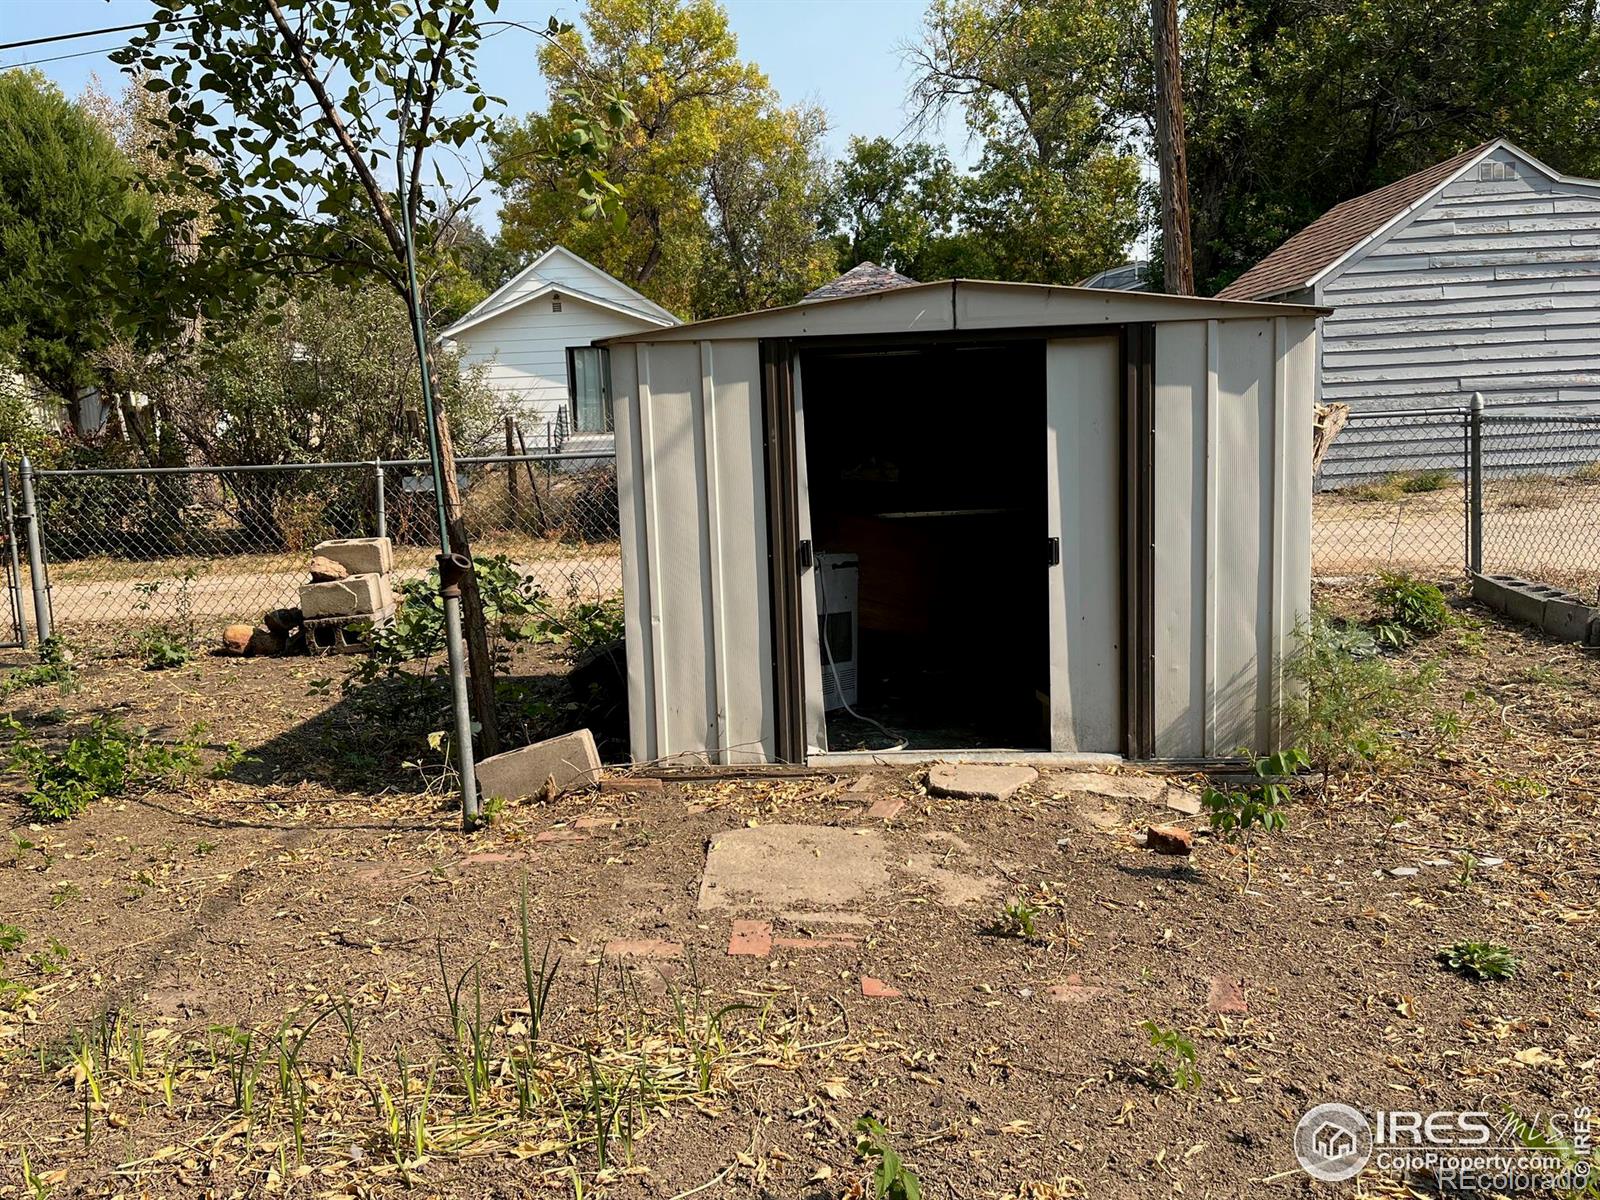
[0,587,1597,1198]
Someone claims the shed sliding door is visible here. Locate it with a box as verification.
[1045,337,1122,752]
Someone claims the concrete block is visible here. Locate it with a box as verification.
[313,536,393,576]
[304,605,393,655]
[299,572,393,619]
[475,729,602,801]
[1544,598,1597,642]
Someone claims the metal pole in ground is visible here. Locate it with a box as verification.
[373,460,387,539]
[1468,392,1485,576]
[397,78,478,831]
[3,462,28,648]
[18,457,51,646]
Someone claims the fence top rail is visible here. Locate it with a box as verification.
[25,450,615,479]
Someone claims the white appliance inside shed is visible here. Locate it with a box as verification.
[814,552,859,711]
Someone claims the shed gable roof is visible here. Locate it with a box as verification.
[1217,142,1499,300]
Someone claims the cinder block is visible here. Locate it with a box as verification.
[476,730,601,801]
[313,537,393,576]
[1544,598,1599,642]
[304,605,394,655]
[299,572,393,619]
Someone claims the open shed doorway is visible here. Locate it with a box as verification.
[798,341,1049,752]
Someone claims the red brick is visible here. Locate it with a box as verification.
[534,829,590,844]
[860,976,901,999]
[1144,825,1193,855]
[603,939,682,961]
[1207,974,1248,1014]
[728,920,773,957]
[1046,973,1106,1004]
[866,798,905,821]
[774,933,861,951]
[600,776,664,793]
[458,851,518,866]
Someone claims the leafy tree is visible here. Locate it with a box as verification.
[905,0,1145,285]
[827,137,963,277]
[0,71,159,407]
[494,0,834,317]
[1182,0,1600,292]
[697,102,835,313]
[908,0,1600,294]
[116,0,632,758]
[151,279,494,470]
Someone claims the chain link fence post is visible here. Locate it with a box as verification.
[18,456,52,646]
[1467,392,1484,577]
[2,461,27,649]
[373,459,387,539]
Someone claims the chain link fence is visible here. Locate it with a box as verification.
[8,451,621,651]
[1313,405,1600,597]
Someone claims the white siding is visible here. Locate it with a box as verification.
[447,292,662,444]
[1319,146,1600,484]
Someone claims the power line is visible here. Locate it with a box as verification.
[0,34,186,73]
[0,21,155,54]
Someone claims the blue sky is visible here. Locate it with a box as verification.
[1,0,973,229]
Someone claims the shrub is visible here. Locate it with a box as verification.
[1286,615,1434,779]
[1202,748,1307,880]
[1371,572,1450,647]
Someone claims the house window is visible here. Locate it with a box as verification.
[567,346,613,433]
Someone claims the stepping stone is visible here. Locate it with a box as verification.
[1164,790,1203,817]
[927,763,1038,802]
[1049,770,1167,803]
[866,798,905,821]
[698,825,887,912]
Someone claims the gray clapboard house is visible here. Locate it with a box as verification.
[1220,139,1600,485]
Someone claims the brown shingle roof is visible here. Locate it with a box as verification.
[1216,143,1495,300]
[801,261,918,302]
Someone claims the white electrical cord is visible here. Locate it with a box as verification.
[816,559,907,752]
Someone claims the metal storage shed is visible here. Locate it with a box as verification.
[601,280,1323,767]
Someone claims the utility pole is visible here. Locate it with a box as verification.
[1152,0,1195,294]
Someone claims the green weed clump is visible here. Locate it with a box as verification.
[1140,1020,1201,1091]
[1347,469,1454,501]
[0,637,78,699]
[1371,572,1451,647]
[855,1117,923,1199]
[2,716,201,821]
[1439,940,1518,981]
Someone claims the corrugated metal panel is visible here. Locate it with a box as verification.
[1319,146,1600,481]
[1152,318,1316,757]
[617,339,772,764]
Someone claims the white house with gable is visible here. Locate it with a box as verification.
[441,246,679,455]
